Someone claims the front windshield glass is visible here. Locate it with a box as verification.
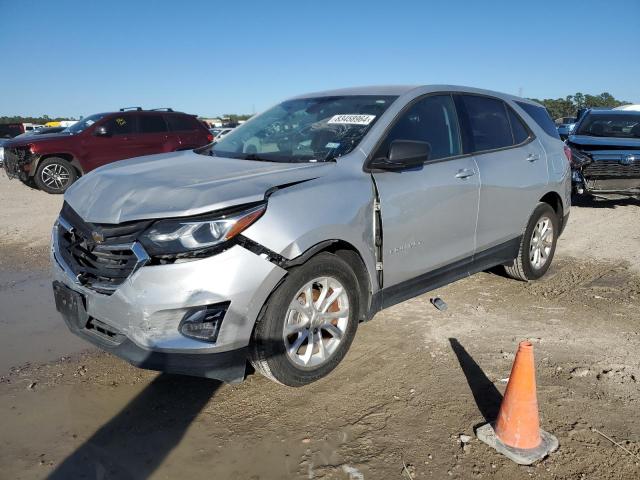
[210,95,397,162]
[64,113,107,134]
[576,113,640,138]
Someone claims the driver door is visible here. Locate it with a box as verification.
[371,94,480,288]
[81,114,138,171]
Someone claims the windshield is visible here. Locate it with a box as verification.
[576,113,640,139]
[64,113,107,134]
[209,95,397,162]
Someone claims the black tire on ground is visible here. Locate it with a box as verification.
[504,203,559,281]
[33,157,78,194]
[250,252,360,387]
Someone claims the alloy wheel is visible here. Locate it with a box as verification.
[283,276,350,368]
[41,163,71,191]
[529,215,554,270]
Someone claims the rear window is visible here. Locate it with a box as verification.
[139,114,168,133]
[460,95,513,152]
[507,107,531,144]
[516,101,560,139]
[167,114,200,131]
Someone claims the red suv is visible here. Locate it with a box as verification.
[3,108,213,193]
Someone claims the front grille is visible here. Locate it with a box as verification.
[583,159,640,178]
[3,147,30,178]
[55,203,152,295]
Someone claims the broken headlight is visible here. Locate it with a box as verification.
[139,203,266,256]
[567,144,592,167]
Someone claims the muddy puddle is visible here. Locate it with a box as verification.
[0,269,92,374]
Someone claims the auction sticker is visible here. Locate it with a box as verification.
[328,114,376,125]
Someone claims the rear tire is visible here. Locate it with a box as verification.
[34,157,77,194]
[250,252,360,386]
[504,203,559,281]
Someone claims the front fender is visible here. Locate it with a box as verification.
[242,173,378,292]
[28,152,81,177]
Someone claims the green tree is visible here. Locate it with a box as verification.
[529,92,631,121]
[0,115,76,124]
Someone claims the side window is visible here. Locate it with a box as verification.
[167,114,198,132]
[377,94,461,161]
[103,115,134,135]
[507,107,530,144]
[139,114,168,134]
[460,95,513,152]
[515,101,560,139]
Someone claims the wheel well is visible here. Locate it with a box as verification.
[34,154,82,177]
[539,192,563,219]
[297,240,372,323]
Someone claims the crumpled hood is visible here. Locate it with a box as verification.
[568,134,640,150]
[5,132,71,147]
[65,150,332,224]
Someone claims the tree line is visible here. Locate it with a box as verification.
[0,114,76,124]
[529,92,631,120]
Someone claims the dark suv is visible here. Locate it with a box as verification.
[3,108,213,193]
[567,109,640,199]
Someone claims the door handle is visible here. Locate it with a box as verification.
[527,153,540,162]
[455,168,475,179]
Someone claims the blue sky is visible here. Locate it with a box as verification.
[1,0,638,118]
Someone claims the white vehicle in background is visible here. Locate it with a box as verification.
[24,123,44,132]
[614,104,640,112]
[210,127,234,141]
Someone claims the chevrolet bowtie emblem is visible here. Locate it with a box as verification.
[620,154,635,166]
[91,231,105,243]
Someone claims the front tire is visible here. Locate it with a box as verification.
[34,157,77,194]
[250,252,360,386]
[504,203,559,281]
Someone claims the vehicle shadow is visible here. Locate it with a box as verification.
[47,374,220,480]
[449,338,502,426]
[572,195,640,209]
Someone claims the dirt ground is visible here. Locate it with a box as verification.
[0,174,639,479]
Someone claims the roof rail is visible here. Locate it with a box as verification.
[119,107,142,111]
[150,108,174,112]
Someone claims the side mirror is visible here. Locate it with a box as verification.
[94,126,111,137]
[369,140,431,171]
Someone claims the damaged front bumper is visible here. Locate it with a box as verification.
[570,150,640,197]
[3,146,38,182]
[51,226,288,382]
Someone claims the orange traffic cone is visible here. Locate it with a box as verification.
[476,341,558,465]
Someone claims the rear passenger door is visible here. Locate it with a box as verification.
[166,114,206,150]
[372,94,480,287]
[456,94,548,252]
[135,114,173,156]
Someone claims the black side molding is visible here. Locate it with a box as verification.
[368,237,521,318]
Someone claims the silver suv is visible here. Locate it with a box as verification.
[51,85,571,386]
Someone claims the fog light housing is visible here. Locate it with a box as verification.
[179,302,229,342]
